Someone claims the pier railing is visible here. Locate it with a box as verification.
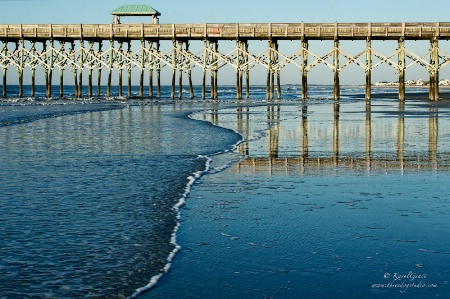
[1,22,449,40]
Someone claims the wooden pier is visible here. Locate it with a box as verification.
[1,22,449,100]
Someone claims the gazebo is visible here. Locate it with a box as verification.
[111,4,161,24]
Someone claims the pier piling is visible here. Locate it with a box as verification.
[0,22,449,101]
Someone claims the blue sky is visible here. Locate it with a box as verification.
[0,0,444,25]
[1,0,450,85]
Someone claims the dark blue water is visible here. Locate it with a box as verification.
[0,86,244,298]
[0,84,444,298]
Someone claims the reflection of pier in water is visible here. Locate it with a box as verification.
[207,101,447,173]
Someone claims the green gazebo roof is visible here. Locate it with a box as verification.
[111,5,161,16]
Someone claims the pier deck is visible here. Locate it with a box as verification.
[0,22,449,41]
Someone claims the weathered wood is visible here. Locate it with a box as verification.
[47,40,54,97]
[140,40,145,98]
[3,23,450,41]
[149,41,154,98]
[333,39,340,101]
[430,38,439,101]
[18,42,23,98]
[398,38,405,101]
[301,39,308,100]
[365,38,372,101]
[127,42,132,97]
[171,40,176,100]
[78,41,84,98]
[97,42,102,97]
[186,42,194,99]
[107,41,113,98]
[156,41,161,98]
[178,41,183,99]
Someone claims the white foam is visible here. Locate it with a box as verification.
[129,108,245,299]
[128,155,213,299]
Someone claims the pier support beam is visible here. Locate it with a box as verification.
[301,39,309,100]
[1,42,6,98]
[30,41,37,97]
[171,40,176,100]
[398,38,405,101]
[245,41,250,99]
[70,42,79,98]
[236,40,244,100]
[118,41,124,97]
[78,40,84,98]
[333,39,340,101]
[202,40,207,100]
[267,40,279,100]
[178,40,183,99]
[365,38,372,101]
[139,40,145,98]
[186,42,194,99]
[148,41,154,98]
[127,42,132,97]
[107,40,113,98]
[156,41,161,98]
[87,41,94,98]
[18,41,23,98]
[97,42,102,98]
[429,37,439,101]
[209,40,219,99]
[47,40,54,98]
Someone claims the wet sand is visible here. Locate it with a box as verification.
[140,95,450,299]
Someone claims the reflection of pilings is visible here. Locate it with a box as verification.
[365,103,371,169]
[268,104,280,158]
[232,156,450,174]
[302,103,309,159]
[236,105,250,155]
[397,102,405,169]
[398,38,405,101]
[333,103,340,164]
[429,107,438,168]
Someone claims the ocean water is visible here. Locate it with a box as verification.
[1,84,449,298]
